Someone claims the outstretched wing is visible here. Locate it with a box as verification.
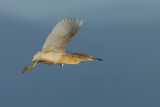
[42,18,83,53]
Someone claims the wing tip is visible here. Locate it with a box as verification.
[62,18,83,25]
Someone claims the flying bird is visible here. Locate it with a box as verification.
[23,18,103,73]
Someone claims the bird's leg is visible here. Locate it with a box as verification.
[23,60,39,73]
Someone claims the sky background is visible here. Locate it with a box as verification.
[0,0,160,107]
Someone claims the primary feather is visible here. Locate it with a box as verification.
[42,18,83,53]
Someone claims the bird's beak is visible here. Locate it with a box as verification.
[93,57,103,61]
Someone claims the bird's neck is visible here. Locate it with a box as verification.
[58,53,80,64]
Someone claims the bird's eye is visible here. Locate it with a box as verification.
[90,56,93,58]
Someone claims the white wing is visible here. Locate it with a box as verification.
[42,18,83,53]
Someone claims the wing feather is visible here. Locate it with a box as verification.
[42,18,83,53]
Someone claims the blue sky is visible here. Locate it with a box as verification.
[0,0,160,107]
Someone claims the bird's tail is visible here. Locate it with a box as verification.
[32,51,42,62]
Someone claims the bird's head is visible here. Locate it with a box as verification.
[77,53,103,61]
[88,56,103,61]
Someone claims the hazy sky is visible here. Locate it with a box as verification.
[0,0,160,107]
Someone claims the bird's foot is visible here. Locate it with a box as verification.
[23,66,33,73]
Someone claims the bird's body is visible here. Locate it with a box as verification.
[32,51,63,64]
[32,51,81,64]
[23,18,103,73]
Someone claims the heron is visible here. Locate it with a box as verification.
[23,18,103,73]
